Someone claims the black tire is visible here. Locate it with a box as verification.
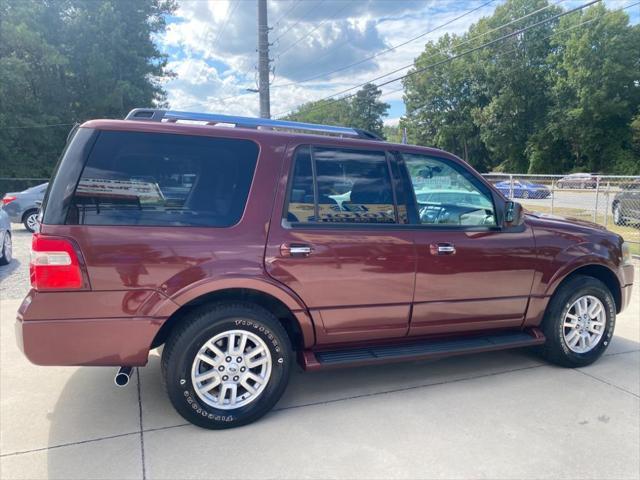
[161,302,292,429]
[540,275,615,368]
[22,209,39,233]
[0,231,11,266]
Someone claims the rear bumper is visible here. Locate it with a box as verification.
[2,203,24,223]
[16,293,164,366]
[16,316,162,366]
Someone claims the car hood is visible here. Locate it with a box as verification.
[525,211,609,234]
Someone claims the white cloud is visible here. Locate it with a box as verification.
[159,0,502,118]
[384,117,400,127]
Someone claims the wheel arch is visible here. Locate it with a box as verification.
[549,264,622,313]
[151,286,315,352]
[21,207,39,223]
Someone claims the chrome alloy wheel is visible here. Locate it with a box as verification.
[191,329,272,410]
[3,233,12,263]
[563,295,606,354]
[26,213,39,232]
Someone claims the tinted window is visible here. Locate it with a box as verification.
[67,131,258,227]
[402,153,496,227]
[286,146,398,224]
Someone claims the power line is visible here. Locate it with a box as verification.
[271,0,497,89]
[277,1,352,57]
[378,0,639,132]
[272,0,326,45]
[204,0,513,105]
[280,0,569,107]
[275,0,599,118]
[272,0,302,28]
[211,0,240,53]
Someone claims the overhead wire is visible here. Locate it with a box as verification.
[271,0,497,89]
[274,0,600,118]
[211,0,240,53]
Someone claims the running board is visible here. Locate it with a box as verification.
[301,329,545,371]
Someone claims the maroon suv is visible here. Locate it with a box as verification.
[16,109,635,429]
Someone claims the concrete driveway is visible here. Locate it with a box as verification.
[0,235,638,479]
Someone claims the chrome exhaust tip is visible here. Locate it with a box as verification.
[114,366,133,387]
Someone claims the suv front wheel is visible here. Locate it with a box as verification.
[162,302,292,429]
[540,275,615,367]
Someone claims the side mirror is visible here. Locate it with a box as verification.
[505,201,524,226]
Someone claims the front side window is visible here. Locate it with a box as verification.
[67,131,258,227]
[402,153,496,227]
[286,146,398,224]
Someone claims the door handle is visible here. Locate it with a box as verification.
[280,243,313,257]
[430,242,456,256]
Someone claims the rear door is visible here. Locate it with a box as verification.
[265,145,415,345]
[395,151,537,336]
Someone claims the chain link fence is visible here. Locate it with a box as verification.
[483,173,640,254]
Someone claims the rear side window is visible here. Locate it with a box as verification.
[67,131,258,227]
[286,146,398,224]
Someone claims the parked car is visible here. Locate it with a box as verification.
[494,180,551,199]
[2,182,48,232]
[612,179,640,226]
[17,109,634,430]
[556,173,599,189]
[0,208,12,265]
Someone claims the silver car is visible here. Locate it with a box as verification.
[2,182,47,232]
[0,209,12,265]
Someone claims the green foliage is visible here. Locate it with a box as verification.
[284,83,389,137]
[402,0,640,174]
[0,0,176,177]
[382,125,403,143]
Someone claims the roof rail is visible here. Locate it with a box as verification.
[125,108,383,141]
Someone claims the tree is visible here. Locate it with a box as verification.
[284,83,389,137]
[529,4,640,174]
[401,33,491,171]
[0,0,176,177]
[348,83,389,137]
[284,98,351,127]
[401,0,640,174]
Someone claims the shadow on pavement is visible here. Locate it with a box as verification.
[0,258,21,283]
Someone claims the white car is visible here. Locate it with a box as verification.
[0,208,12,265]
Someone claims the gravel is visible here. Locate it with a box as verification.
[0,227,32,300]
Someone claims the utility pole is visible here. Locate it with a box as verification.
[257,0,271,118]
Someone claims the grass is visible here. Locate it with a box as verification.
[520,202,640,255]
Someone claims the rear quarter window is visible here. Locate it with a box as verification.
[66,131,258,227]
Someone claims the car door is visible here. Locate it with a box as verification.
[394,151,537,336]
[265,144,416,345]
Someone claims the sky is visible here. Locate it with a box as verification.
[157,0,639,125]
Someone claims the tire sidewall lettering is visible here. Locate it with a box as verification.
[171,312,289,428]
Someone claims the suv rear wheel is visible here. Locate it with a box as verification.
[161,302,292,429]
[540,275,615,367]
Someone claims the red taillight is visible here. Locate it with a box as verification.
[30,234,84,290]
[2,195,16,205]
